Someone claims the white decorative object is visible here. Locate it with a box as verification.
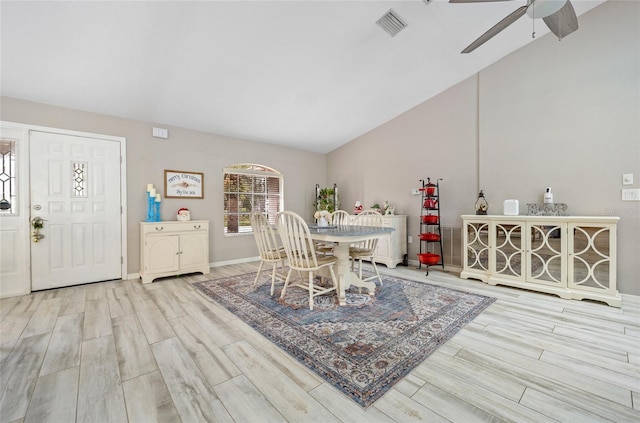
[314,210,331,223]
[544,187,553,204]
[461,215,620,307]
[177,208,191,221]
[353,200,363,215]
[503,199,519,216]
[139,221,209,284]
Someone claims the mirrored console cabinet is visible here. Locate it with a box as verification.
[461,215,620,307]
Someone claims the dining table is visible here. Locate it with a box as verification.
[307,224,394,305]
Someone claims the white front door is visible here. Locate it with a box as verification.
[30,131,122,290]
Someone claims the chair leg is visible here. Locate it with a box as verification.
[280,269,293,299]
[270,263,278,295]
[370,259,383,286]
[308,271,314,311]
[253,260,265,289]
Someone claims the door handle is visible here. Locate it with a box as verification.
[31,216,45,243]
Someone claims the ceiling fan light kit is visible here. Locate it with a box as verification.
[452,0,579,53]
[526,0,567,19]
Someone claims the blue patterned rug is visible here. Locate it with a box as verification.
[193,271,495,407]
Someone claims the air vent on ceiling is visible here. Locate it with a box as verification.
[376,9,407,37]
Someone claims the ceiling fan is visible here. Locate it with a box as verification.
[451,0,579,53]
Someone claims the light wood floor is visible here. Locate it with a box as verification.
[1,262,639,422]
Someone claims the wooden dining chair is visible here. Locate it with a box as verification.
[276,211,338,310]
[250,212,287,295]
[316,209,351,256]
[349,209,384,287]
[330,210,350,226]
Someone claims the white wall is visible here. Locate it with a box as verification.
[328,0,640,295]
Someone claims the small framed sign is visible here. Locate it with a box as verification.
[164,169,204,199]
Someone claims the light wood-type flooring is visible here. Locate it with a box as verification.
[1,262,639,422]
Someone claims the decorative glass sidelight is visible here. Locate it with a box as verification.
[71,162,88,197]
[0,139,17,213]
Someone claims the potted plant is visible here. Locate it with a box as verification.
[314,185,339,214]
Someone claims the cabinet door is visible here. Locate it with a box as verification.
[526,222,567,287]
[374,235,391,259]
[568,223,616,295]
[493,222,525,281]
[463,221,490,274]
[179,233,209,269]
[146,235,180,273]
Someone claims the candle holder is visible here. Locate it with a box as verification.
[146,192,155,221]
[154,200,161,222]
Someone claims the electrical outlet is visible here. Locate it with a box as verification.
[408,236,413,244]
[622,189,640,201]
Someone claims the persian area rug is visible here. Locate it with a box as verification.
[193,271,495,407]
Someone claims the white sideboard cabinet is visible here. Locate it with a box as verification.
[350,214,407,268]
[140,221,210,284]
[461,215,620,307]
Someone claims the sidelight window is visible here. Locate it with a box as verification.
[0,139,17,214]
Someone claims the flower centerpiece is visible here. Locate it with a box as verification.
[314,210,331,227]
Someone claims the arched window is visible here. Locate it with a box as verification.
[223,164,283,234]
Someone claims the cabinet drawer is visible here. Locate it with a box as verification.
[140,221,208,235]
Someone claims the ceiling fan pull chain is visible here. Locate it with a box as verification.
[532,20,536,39]
[531,1,536,38]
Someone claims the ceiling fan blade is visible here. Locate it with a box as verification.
[543,0,579,39]
[461,5,528,53]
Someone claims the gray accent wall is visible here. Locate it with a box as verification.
[327,0,640,295]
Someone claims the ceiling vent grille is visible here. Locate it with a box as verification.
[376,9,408,37]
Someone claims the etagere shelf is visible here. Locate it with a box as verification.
[418,178,444,275]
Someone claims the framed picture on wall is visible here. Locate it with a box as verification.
[164,169,204,199]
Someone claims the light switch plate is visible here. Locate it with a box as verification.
[622,173,633,185]
[622,188,640,201]
[152,127,169,139]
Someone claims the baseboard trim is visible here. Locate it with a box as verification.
[211,256,259,268]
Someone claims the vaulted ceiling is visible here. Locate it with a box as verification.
[1,1,606,153]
